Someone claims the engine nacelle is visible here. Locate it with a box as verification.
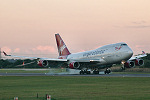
[69,62,80,69]
[124,61,135,68]
[135,59,144,66]
[38,60,48,67]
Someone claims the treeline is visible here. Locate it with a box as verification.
[0,59,61,68]
[0,59,40,68]
[143,53,150,68]
[0,54,150,68]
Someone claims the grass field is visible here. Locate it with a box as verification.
[0,68,65,74]
[0,76,150,100]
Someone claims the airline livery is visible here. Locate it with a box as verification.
[3,34,147,74]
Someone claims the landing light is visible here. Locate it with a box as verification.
[121,60,126,64]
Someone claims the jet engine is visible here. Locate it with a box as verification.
[38,60,48,67]
[124,61,135,68]
[135,59,144,66]
[69,62,80,69]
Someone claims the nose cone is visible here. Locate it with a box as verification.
[128,49,133,57]
[127,47,133,58]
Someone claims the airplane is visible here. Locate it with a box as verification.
[3,34,147,74]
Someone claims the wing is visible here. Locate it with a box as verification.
[3,51,68,62]
[3,51,104,62]
[16,61,36,67]
[129,51,147,61]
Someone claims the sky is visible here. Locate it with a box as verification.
[0,0,150,58]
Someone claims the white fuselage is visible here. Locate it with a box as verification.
[67,42,133,66]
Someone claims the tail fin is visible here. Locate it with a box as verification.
[55,34,71,56]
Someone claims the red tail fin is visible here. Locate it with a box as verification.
[55,34,71,56]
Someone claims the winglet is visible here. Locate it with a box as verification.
[142,51,146,55]
[3,51,11,56]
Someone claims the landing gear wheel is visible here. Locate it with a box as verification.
[93,71,99,74]
[80,70,84,75]
[80,70,91,74]
[86,71,91,74]
[105,68,111,74]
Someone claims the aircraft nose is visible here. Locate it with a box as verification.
[128,48,133,57]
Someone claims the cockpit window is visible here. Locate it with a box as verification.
[121,44,127,46]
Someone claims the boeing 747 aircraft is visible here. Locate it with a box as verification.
[3,34,147,74]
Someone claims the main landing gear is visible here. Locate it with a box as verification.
[93,69,99,74]
[80,70,91,75]
[79,68,111,75]
[79,69,99,75]
[104,68,111,74]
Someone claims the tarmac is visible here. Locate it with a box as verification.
[0,73,150,77]
[0,68,150,77]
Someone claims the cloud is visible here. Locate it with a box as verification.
[32,45,56,53]
[126,21,150,28]
[114,21,150,29]
[133,44,149,54]
[1,47,21,54]
[132,21,146,24]
[135,45,145,48]
[126,25,150,28]
[14,48,20,53]
[1,46,12,53]
[78,49,86,52]
[134,45,144,52]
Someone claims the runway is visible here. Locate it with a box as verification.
[0,73,150,77]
